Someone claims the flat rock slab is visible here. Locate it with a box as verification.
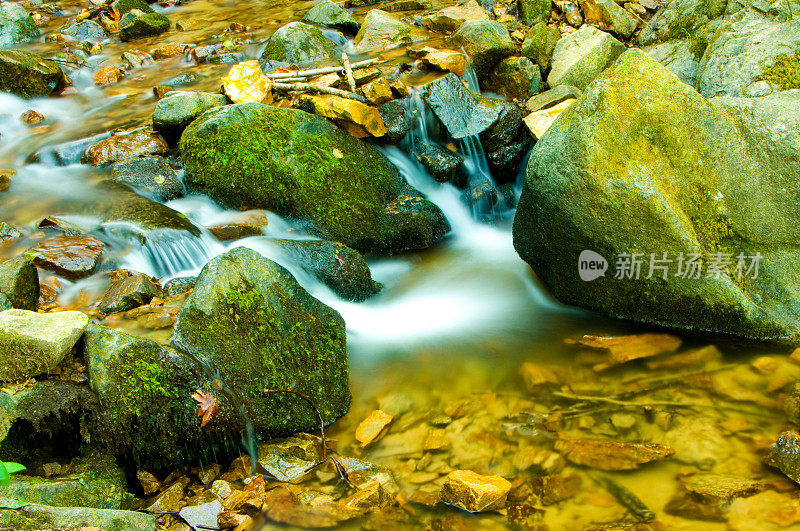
[0,504,155,531]
[32,235,104,280]
[0,309,88,381]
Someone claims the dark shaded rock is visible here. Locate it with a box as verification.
[98,272,162,315]
[31,235,104,280]
[302,0,359,34]
[162,276,196,296]
[171,247,351,438]
[0,2,39,47]
[120,12,169,42]
[525,84,582,112]
[412,142,463,183]
[487,135,532,183]
[0,50,65,98]
[110,155,184,202]
[152,91,228,140]
[260,22,338,66]
[450,20,515,78]
[180,103,448,254]
[378,98,412,144]
[0,257,39,311]
[273,239,382,301]
[63,20,107,42]
[422,73,502,139]
[479,100,523,152]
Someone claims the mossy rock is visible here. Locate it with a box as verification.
[513,49,800,341]
[302,0,360,34]
[152,91,228,141]
[171,247,351,439]
[0,2,39,47]
[0,50,64,98]
[0,505,155,531]
[0,257,38,311]
[260,21,339,65]
[179,102,448,253]
[450,20,515,78]
[119,12,169,42]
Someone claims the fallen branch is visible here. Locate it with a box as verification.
[552,391,707,409]
[266,57,381,80]
[272,82,366,102]
[342,52,357,93]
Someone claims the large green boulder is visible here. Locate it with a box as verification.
[0,50,64,98]
[171,247,351,437]
[179,103,449,253]
[0,257,38,311]
[513,49,800,341]
[302,0,360,34]
[0,2,39,47]
[450,20,515,78]
[119,12,169,42]
[152,91,228,140]
[261,22,338,65]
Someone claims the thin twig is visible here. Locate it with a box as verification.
[342,52,357,93]
[271,82,366,102]
[262,388,327,461]
[266,57,380,80]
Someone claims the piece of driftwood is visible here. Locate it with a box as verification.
[272,82,367,102]
[266,57,380,80]
[342,52,357,93]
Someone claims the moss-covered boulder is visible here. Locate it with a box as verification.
[179,103,449,253]
[260,22,338,65]
[450,20,515,78]
[0,2,39,47]
[0,257,38,311]
[0,50,65,98]
[512,49,800,341]
[547,26,625,90]
[272,239,382,301]
[171,247,351,437]
[152,91,228,140]
[0,505,155,531]
[84,325,232,469]
[302,0,360,34]
[521,22,561,71]
[119,12,169,42]
[354,9,427,54]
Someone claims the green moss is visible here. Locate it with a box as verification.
[758,51,800,90]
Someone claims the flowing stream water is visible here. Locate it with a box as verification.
[2,0,800,528]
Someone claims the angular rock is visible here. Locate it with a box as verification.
[98,272,162,315]
[488,56,541,100]
[637,0,725,46]
[206,211,269,240]
[0,50,65,98]
[120,12,170,42]
[257,435,321,482]
[4,467,129,510]
[665,473,763,521]
[302,0,360,34]
[180,103,448,253]
[222,60,273,105]
[378,99,412,144]
[419,49,467,76]
[547,26,625,89]
[423,0,489,32]
[524,84,581,112]
[521,22,561,71]
[0,2,39,47]
[0,309,88,381]
[554,438,675,470]
[84,128,168,166]
[361,77,393,105]
[439,470,511,513]
[180,500,223,531]
[580,0,640,38]
[152,91,228,140]
[110,155,184,202]
[302,94,387,138]
[412,142,463,183]
[529,474,582,505]
[162,276,197,296]
[0,505,155,531]
[0,257,39,311]
[519,0,552,25]
[450,20,515,78]
[766,431,800,484]
[63,20,107,42]
[171,247,351,438]
[272,239,382,302]
[261,22,338,66]
[514,49,800,340]
[355,409,394,447]
[31,235,104,280]
[422,73,504,139]
[643,39,701,87]
[354,9,426,54]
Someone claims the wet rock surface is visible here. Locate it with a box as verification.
[31,235,105,280]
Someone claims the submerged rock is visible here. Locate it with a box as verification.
[514,50,800,340]
[412,142,463,183]
[766,431,800,484]
[110,156,184,202]
[261,22,338,65]
[302,0,359,34]
[152,91,228,140]
[0,50,65,98]
[0,257,39,311]
[0,309,88,381]
[84,128,168,166]
[63,20,107,42]
[171,247,351,437]
[273,239,382,302]
[450,20,515,78]
[439,470,511,512]
[554,438,675,470]
[0,2,39,47]
[257,435,322,482]
[180,103,448,253]
[547,26,626,89]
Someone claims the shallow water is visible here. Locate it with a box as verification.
[2,1,800,529]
